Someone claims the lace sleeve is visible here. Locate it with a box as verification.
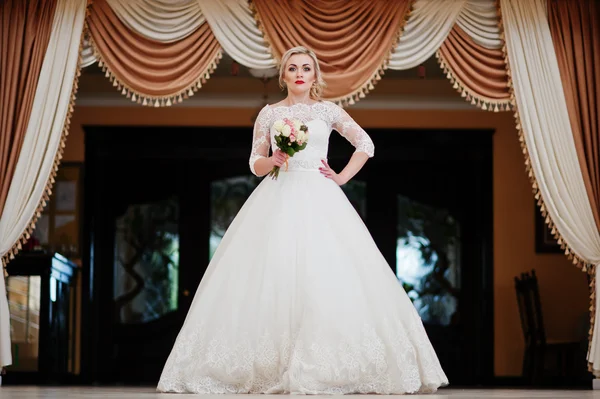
[249,105,272,176]
[330,103,374,157]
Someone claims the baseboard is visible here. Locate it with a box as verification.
[491,376,525,387]
[492,375,592,389]
[0,371,82,386]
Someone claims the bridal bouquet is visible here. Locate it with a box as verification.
[269,118,309,179]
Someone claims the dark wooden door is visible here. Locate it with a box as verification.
[82,126,492,386]
[82,127,248,384]
[360,130,494,385]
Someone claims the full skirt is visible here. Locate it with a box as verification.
[157,170,448,394]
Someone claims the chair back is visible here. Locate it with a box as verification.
[514,270,546,347]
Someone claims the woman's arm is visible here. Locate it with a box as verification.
[253,152,287,177]
[320,103,374,185]
[249,106,272,176]
[249,106,286,177]
[320,152,369,185]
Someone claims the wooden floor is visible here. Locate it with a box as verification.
[0,387,598,398]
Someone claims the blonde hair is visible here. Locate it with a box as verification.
[278,46,326,100]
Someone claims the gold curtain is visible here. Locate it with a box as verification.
[548,0,600,369]
[438,26,510,112]
[549,0,600,230]
[251,0,412,104]
[87,0,222,107]
[0,0,57,217]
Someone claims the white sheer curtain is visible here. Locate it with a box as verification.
[106,0,204,42]
[80,31,96,68]
[500,0,600,372]
[388,0,466,70]
[457,0,503,49]
[198,0,276,69]
[0,0,87,368]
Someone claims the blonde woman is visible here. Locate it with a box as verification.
[158,46,448,395]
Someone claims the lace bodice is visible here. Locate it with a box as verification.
[249,101,375,175]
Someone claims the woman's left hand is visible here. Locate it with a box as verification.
[320,160,346,186]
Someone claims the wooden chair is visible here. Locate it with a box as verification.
[514,270,581,386]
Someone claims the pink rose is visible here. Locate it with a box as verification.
[290,134,296,142]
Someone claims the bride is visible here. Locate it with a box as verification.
[157,46,448,395]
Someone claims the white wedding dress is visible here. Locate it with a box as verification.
[157,101,448,394]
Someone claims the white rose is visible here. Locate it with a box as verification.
[297,132,306,142]
[273,120,285,132]
[293,120,302,132]
[281,125,292,137]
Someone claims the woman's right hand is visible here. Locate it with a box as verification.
[270,149,288,167]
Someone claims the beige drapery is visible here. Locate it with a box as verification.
[0,0,57,218]
[84,0,512,111]
[1,0,88,369]
[549,0,600,233]
[548,0,600,373]
[438,25,511,112]
[250,0,412,105]
[87,0,222,107]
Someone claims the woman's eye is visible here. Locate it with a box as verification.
[304,68,310,72]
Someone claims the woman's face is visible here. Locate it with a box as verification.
[283,54,316,96]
